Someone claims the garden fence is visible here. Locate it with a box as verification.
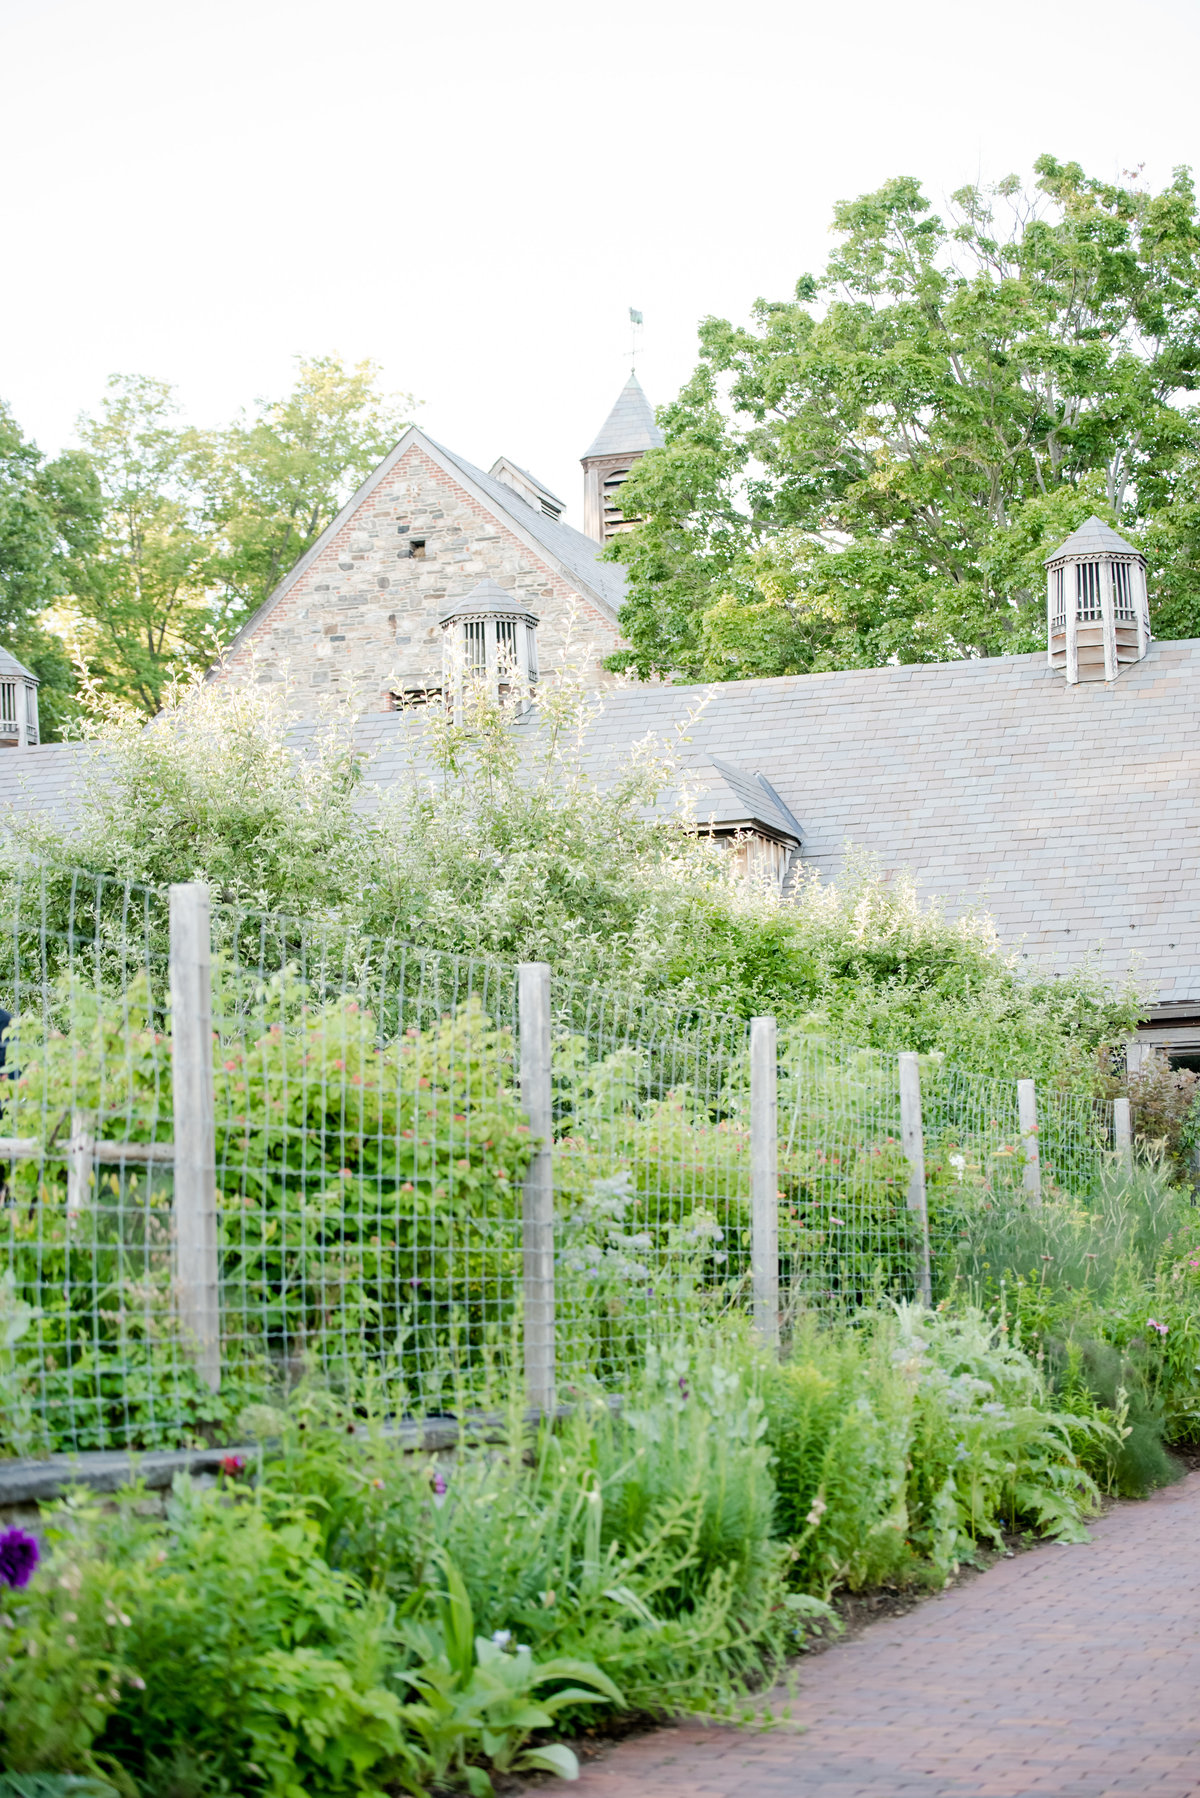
[0,864,1124,1456]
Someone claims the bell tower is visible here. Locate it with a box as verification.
[1045,518,1150,684]
[580,373,665,544]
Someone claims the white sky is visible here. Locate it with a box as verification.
[3,0,1200,529]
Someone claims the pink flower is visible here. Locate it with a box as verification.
[1148,1318,1169,1337]
[221,1454,247,1476]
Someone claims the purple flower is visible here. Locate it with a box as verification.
[678,1376,690,1399]
[430,1469,448,1507]
[0,1528,39,1590]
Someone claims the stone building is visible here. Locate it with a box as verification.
[217,376,663,708]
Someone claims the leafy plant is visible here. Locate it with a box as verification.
[396,1556,621,1794]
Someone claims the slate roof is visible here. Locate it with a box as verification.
[431,439,627,616]
[0,647,38,683]
[1045,516,1142,561]
[582,374,666,459]
[0,741,107,825]
[693,757,803,844]
[8,640,1200,1007]
[331,642,1200,1005]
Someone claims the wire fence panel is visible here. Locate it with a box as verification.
[211,903,523,1422]
[549,979,752,1389]
[778,1035,914,1323]
[1038,1088,1115,1197]
[0,860,1124,1459]
[0,867,198,1456]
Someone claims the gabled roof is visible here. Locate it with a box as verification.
[694,756,803,845]
[432,438,626,615]
[487,457,565,519]
[220,426,626,665]
[582,373,665,460]
[1045,516,1142,562]
[0,646,38,683]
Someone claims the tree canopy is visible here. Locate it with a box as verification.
[0,357,416,727]
[607,157,1200,680]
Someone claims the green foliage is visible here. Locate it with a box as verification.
[0,1314,1110,1793]
[0,1337,802,1790]
[396,1556,621,1794]
[0,976,535,1450]
[66,377,221,716]
[5,666,1133,1082]
[764,1304,1103,1596]
[608,158,1200,680]
[0,357,415,723]
[0,399,101,738]
[944,1163,1200,1488]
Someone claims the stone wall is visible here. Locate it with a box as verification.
[221,443,622,707]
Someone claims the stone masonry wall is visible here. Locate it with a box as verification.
[221,444,621,707]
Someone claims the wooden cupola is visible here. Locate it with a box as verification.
[1045,517,1150,684]
[439,579,539,720]
[0,647,40,750]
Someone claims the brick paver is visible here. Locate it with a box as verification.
[563,1473,1200,1798]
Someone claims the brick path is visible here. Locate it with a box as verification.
[566,1473,1200,1798]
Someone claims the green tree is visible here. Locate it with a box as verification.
[209,354,417,623]
[68,374,220,714]
[608,159,1200,680]
[0,400,101,737]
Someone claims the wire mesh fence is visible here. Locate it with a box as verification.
[0,861,1126,1458]
[210,899,523,1424]
[549,979,752,1390]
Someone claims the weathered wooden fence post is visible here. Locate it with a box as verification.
[750,1016,779,1351]
[898,1052,933,1307]
[66,1109,95,1214]
[1017,1078,1042,1206]
[519,962,555,1414]
[1114,1095,1133,1171]
[169,882,220,1392]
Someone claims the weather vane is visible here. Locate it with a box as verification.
[628,307,643,371]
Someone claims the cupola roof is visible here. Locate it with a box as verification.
[0,646,38,683]
[438,579,539,625]
[1044,516,1142,563]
